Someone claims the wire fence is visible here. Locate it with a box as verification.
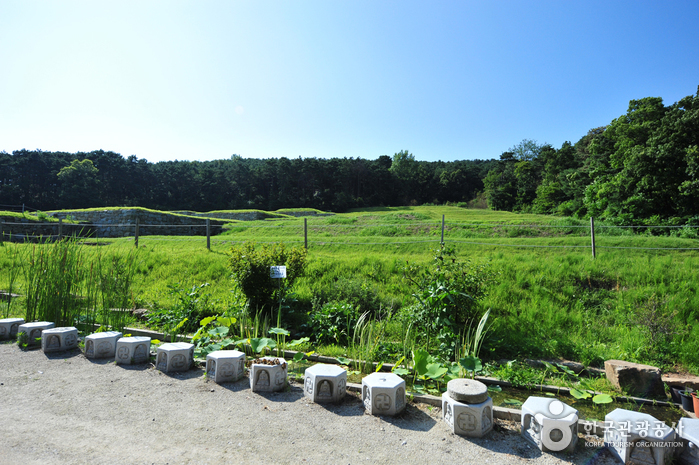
[2,216,699,256]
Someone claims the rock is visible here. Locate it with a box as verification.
[447,379,488,404]
[604,360,665,398]
[662,373,699,391]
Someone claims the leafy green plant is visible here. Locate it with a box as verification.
[229,242,307,316]
[403,244,495,360]
[146,283,218,334]
[306,300,358,345]
[16,331,28,349]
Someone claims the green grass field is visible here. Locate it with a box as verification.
[2,205,698,373]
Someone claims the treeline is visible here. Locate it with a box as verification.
[3,86,697,221]
[484,86,699,225]
[0,149,494,212]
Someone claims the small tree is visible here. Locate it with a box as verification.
[229,242,307,315]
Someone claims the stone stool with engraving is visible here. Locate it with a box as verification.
[604,408,679,465]
[249,357,288,392]
[41,327,79,353]
[678,418,699,465]
[522,397,578,453]
[156,342,195,372]
[442,379,493,438]
[84,331,123,359]
[304,364,347,403]
[0,318,24,340]
[17,321,55,346]
[115,336,151,365]
[206,350,245,383]
[362,372,406,416]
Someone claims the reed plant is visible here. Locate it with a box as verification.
[1,242,23,318]
[23,237,87,327]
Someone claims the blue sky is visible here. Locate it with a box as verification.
[1,0,697,163]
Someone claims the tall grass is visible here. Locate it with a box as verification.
[24,237,86,326]
[2,206,698,372]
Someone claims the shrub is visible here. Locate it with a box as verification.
[229,242,307,315]
[306,300,359,345]
[403,244,496,361]
[146,283,219,334]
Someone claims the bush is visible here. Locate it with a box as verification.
[306,300,359,345]
[146,283,219,334]
[229,242,307,315]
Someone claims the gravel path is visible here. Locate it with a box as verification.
[0,343,619,465]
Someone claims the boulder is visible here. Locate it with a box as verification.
[604,360,665,398]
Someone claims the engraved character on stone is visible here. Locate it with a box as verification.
[274,369,285,386]
[374,393,391,411]
[305,376,313,394]
[208,360,217,378]
[64,333,77,348]
[117,346,129,360]
[457,412,477,432]
[172,354,186,370]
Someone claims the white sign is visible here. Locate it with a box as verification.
[270,266,287,278]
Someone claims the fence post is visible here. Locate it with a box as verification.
[0,219,4,244]
[58,218,63,241]
[206,219,211,250]
[304,218,308,250]
[135,218,140,248]
[590,217,596,259]
[441,215,445,244]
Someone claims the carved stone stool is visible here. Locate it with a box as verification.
[442,392,493,438]
[41,327,79,353]
[304,364,347,403]
[206,350,245,383]
[249,357,287,392]
[17,321,55,346]
[85,331,123,359]
[362,372,406,416]
[156,342,195,372]
[678,418,699,465]
[115,336,151,365]
[522,397,578,453]
[605,408,678,465]
[0,318,24,339]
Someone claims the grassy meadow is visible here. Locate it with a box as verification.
[2,205,699,374]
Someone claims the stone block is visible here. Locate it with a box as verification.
[605,359,665,398]
[442,392,493,438]
[206,350,245,383]
[447,378,488,404]
[522,397,578,453]
[41,327,79,353]
[249,357,287,392]
[304,364,347,403]
[0,318,24,339]
[115,336,151,365]
[677,418,699,465]
[156,342,194,372]
[85,331,123,359]
[17,321,55,346]
[361,372,406,416]
[604,408,679,465]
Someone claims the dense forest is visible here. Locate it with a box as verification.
[485,87,699,225]
[1,87,697,224]
[0,149,494,213]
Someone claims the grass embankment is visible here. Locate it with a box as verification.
[2,206,698,373]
